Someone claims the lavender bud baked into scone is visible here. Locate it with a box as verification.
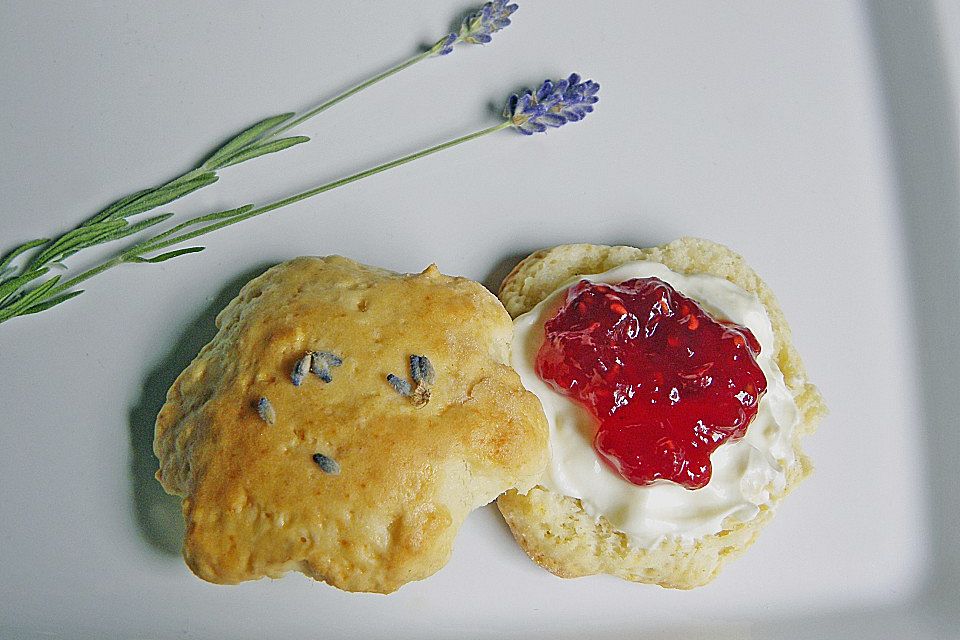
[496,238,826,589]
[154,256,548,594]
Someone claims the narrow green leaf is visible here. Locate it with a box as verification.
[18,290,85,316]
[127,205,253,255]
[71,219,131,250]
[204,112,296,168]
[0,267,49,303]
[0,275,62,319]
[87,187,155,224]
[42,222,118,255]
[182,204,254,225]
[215,136,310,168]
[128,246,205,263]
[184,204,253,226]
[118,172,218,218]
[0,238,50,272]
[96,213,174,243]
[29,219,127,266]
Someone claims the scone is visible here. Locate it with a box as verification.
[496,238,826,588]
[154,256,548,593]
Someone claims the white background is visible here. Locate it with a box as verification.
[1,1,957,638]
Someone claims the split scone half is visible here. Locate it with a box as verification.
[155,256,548,594]
[496,238,826,588]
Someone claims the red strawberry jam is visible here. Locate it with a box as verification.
[536,277,766,489]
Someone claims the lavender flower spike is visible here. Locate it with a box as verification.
[431,0,519,56]
[503,73,600,135]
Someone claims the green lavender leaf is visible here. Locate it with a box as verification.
[116,172,219,218]
[213,136,311,169]
[29,219,128,267]
[86,187,155,224]
[128,246,206,263]
[0,267,49,303]
[4,173,217,306]
[204,112,296,168]
[127,205,253,255]
[18,290,85,316]
[71,220,132,251]
[0,275,61,321]
[97,213,174,243]
[0,238,50,273]
[177,204,254,225]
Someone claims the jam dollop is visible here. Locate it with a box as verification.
[535,277,767,489]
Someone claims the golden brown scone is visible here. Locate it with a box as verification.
[154,256,548,593]
[496,238,826,588]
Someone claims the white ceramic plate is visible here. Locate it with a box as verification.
[1,1,957,638]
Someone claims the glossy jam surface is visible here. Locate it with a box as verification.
[535,277,767,489]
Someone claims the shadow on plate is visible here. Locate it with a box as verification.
[128,263,274,556]
[864,0,960,633]
[482,250,533,294]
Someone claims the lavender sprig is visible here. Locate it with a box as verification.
[433,0,519,55]
[504,73,601,135]
[0,74,597,326]
[0,1,519,324]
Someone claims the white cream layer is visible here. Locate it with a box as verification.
[511,261,800,548]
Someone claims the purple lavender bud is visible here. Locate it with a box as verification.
[435,33,458,56]
[256,397,276,425]
[503,73,600,135]
[460,0,517,44]
[431,0,518,56]
[291,352,311,387]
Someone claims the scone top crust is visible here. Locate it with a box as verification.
[154,256,548,593]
